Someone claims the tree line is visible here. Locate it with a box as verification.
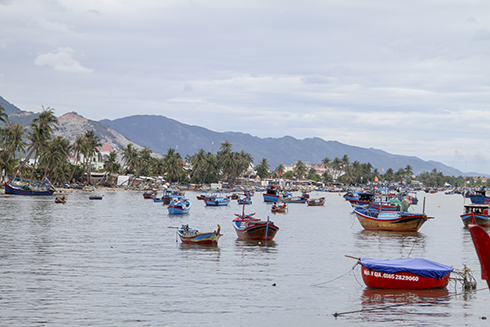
[1,105,484,188]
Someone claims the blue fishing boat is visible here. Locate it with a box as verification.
[263,186,292,202]
[237,196,252,205]
[4,177,55,196]
[168,198,192,214]
[204,195,231,206]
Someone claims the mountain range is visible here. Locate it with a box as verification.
[0,95,478,177]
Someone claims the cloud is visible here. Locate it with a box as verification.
[34,48,93,74]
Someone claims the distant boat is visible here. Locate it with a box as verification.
[279,195,308,204]
[4,177,55,196]
[263,186,292,202]
[168,198,192,214]
[307,197,326,206]
[161,190,185,204]
[465,188,490,204]
[271,203,287,213]
[177,224,221,245]
[143,189,158,199]
[89,195,103,200]
[204,195,231,206]
[358,257,453,289]
[460,203,490,227]
[232,211,279,241]
[353,205,428,232]
[237,196,252,205]
[55,195,67,204]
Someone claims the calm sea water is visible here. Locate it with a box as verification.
[0,190,488,326]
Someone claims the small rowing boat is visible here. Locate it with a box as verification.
[177,224,221,245]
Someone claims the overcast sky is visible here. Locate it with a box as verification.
[0,0,489,174]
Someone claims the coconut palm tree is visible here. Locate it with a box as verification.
[255,158,270,179]
[121,143,139,174]
[20,107,59,180]
[293,160,307,179]
[164,148,183,182]
[81,130,102,185]
[39,136,71,182]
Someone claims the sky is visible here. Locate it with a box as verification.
[0,0,489,175]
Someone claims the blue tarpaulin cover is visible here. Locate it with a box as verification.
[361,258,453,279]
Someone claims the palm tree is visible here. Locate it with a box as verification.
[255,158,270,179]
[121,143,139,173]
[69,134,85,182]
[217,140,236,180]
[39,136,71,182]
[104,151,121,174]
[0,103,8,124]
[275,164,285,178]
[0,122,26,180]
[293,160,307,179]
[81,130,102,185]
[164,148,183,182]
[20,107,59,180]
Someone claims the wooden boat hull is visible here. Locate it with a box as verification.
[354,209,427,232]
[232,220,279,241]
[461,213,490,227]
[177,225,221,245]
[271,207,287,213]
[307,198,325,206]
[178,232,220,245]
[4,182,54,196]
[360,259,452,289]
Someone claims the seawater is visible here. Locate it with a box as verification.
[0,190,488,326]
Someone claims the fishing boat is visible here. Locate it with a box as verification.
[460,204,490,227]
[89,195,103,200]
[307,197,326,206]
[468,224,490,289]
[232,205,279,241]
[279,195,308,203]
[353,205,428,232]
[143,189,158,199]
[55,195,67,204]
[237,196,252,205]
[4,177,55,196]
[162,190,185,204]
[204,195,231,206]
[177,224,221,245]
[168,198,192,214]
[465,188,490,204]
[346,192,401,212]
[271,203,287,213]
[262,186,292,202]
[359,257,453,289]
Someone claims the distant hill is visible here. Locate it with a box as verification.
[100,115,466,176]
[0,95,22,115]
[54,112,142,152]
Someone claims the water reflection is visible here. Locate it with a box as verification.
[360,288,451,322]
[355,230,427,257]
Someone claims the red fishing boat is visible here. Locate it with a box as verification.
[359,258,453,289]
[468,224,490,289]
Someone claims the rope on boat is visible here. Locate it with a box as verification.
[311,261,360,287]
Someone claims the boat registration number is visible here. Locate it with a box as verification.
[364,270,419,282]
